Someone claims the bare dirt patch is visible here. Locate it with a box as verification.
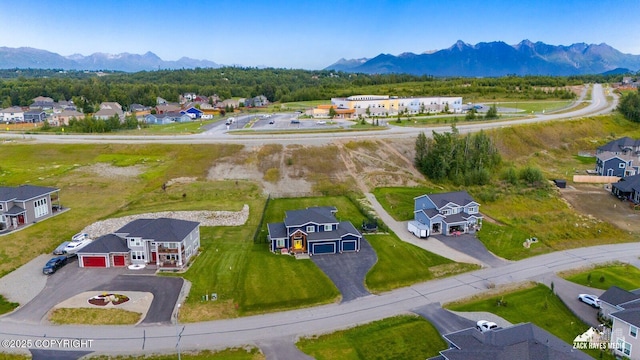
[560,184,640,233]
[81,163,145,178]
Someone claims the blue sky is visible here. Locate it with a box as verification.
[1,0,638,70]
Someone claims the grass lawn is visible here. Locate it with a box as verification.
[297,315,446,360]
[0,294,19,316]
[446,283,611,359]
[477,186,633,260]
[0,354,30,360]
[492,100,572,113]
[365,234,479,292]
[372,186,442,221]
[48,308,141,325]
[561,263,640,291]
[87,348,264,360]
[178,197,340,322]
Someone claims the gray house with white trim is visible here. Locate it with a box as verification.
[0,185,60,231]
[413,191,483,236]
[77,218,200,269]
[267,206,362,255]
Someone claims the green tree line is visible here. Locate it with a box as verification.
[618,89,640,123]
[0,68,617,109]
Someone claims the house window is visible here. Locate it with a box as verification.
[324,224,332,231]
[306,225,315,233]
[625,342,632,356]
[0,203,3,211]
[165,242,178,249]
[33,197,48,218]
[131,251,145,260]
[129,238,142,247]
[276,239,285,248]
[620,163,626,169]
[631,325,638,338]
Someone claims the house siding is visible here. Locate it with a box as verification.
[612,318,640,359]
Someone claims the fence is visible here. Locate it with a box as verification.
[573,175,620,184]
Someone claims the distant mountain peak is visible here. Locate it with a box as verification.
[325,39,640,76]
[0,47,220,72]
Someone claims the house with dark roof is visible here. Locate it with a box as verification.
[595,286,640,359]
[612,174,640,203]
[267,206,362,255]
[0,185,60,231]
[432,322,591,360]
[595,137,640,177]
[181,106,203,119]
[77,218,200,269]
[24,110,46,123]
[413,191,483,236]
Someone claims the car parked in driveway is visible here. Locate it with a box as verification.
[476,320,498,332]
[63,239,92,254]
[578,294,601,308]
[43,256,68,275]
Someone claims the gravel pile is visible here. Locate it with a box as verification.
[81,204,249,238]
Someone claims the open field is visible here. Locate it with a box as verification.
[560,262,640,291]
[446,283,612,359]
[297,315,446,360]
[365,234,479,292]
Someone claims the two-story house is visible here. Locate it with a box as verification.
[267,206,362,255]
[94,102,124,120]
[595,137,640,176]
[612,174,640,203]
[0,106,25,123]
[0,185,60,231]
[596,286,640,359]
[77,218,200,269]
[413,191,483,236]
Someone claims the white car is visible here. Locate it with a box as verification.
[476,320,498,332]
[63,239,92,254]
[316,120,326,125]
[578,294,601,308]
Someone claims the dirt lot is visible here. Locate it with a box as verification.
[207,138,424,196]
[560,184,640,233]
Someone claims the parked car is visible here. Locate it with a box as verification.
[269,120,275,124]
[476,320,498,332]
[290,119,300,124]
[578,294,601,308]
[43,256,68,275]
[63,239,92,254]
[53,241,70,255]
[316,120,326,125]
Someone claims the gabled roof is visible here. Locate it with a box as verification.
[599,286,640,307]
[284,207,338,227]
[267,222,287,239]
[0,185,59,202]
[612,174,640,193]
[612,308,640,327]
[77,234,129,254]
[440,323,591,360]
[419,191,478,209]
[115,218,199,242]
[598,137,640,152]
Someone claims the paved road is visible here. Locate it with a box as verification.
[0,84,616,147]
[1,242,639,356]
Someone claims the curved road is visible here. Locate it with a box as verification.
[0,84,624,357]
[0,84,616,146]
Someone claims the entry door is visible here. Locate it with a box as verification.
[293,239,303,250]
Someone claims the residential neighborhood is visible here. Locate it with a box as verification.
[0,185,61,232]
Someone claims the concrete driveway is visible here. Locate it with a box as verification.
[3,257,183,325]
[433,234,511,268]
[311,238,377,303]
[536,273,604,327]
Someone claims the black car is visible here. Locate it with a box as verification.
[43,256,68,275]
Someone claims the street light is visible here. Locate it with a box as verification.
[175,303,182,360]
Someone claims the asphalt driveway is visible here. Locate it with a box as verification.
[3,257,183,325]
[433,233,510,268]
[311,237,377,303]
[412,302,475,335]
[536,273,604,327]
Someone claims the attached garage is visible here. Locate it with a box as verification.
[311,242,336,255]
[112,255,126,267]
[81,255,107,268]
[342,241,357,252]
